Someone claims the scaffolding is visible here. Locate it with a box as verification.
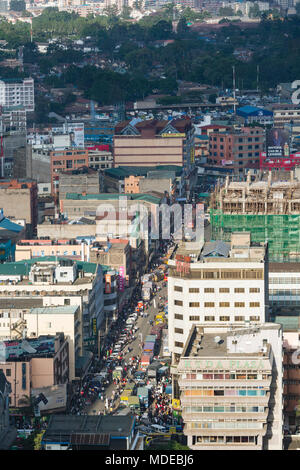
[210,171,300,262]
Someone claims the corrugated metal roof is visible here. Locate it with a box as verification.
[201,241,230,258]
[70,433,110,446]
[0,218,23,233]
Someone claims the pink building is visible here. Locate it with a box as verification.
[0,333,69,408]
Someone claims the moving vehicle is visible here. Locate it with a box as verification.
[150,424,168,433]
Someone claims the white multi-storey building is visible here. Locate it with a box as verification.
[168,232,268,362]
[176,322,283,450]
[0,78,34,112]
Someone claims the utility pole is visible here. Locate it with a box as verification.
[232,66,236,115]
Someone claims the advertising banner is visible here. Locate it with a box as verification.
[266,128,290,158]
[63,123,85,148]
[118,266,125,292]
[0,338,55,362]
[105,274,111,294]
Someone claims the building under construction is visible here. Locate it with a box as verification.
[210,170,300,261]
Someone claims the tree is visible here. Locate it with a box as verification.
[249,4,261,19]
[177,17,189,38]
[10,0,26,11]
[121,6,132,20]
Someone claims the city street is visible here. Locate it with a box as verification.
[87,281,168,415]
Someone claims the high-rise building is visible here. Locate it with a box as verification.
[176,323,283,450]
[0,78,34,113]
[167,232,268,362]
[207,127,264,174]
[210,171,300,262]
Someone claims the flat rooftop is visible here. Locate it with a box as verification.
[29,306,79,315]
[182,324,280,359]
[42,414,134,442]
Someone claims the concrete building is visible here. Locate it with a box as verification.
[176,323,283,450]
[51,148,89,198]
[58,166,101,200]
[37,218,97,240]
[273,315,300,431]
[269,262,300,308]
[15,238,89,262]
[41,414,143,450]
[210,170,300,262]
[208,127,264,173]
[0,179,38,237]
[0,333,69,407]
[0,370,16,450]
[90,239,131,285]
[114,118,194,171]
[87,145,113,171]
[0,258,105,378]
[273,107,300,128]
[167,232,268,360]
[103,165,183,196]
[59,192,162,222]
[0,78,34,112]
[236,106,273,125]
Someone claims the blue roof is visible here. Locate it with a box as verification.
[0,218,23,233]
[237,105,273,117]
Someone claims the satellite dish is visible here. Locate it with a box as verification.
[214,336,221,344]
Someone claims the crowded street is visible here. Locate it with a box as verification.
[65,241,182,435]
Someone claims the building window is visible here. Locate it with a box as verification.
[174,286,183,292]
[220,316,230,321]
[175,341,183,348]
[6,368,11,377]
[204,288,214,293]
[175,328,183,334]
[250,316,260,321]
[174,300,183,306]
[189,288,200,293]
[189,302,200,307]
[219,302,230,307]
[250,288,260,293]
[250,302,260,307]
[204,302,214,307]
[234,302,245,307]
[234,288,245,293]
[219,288,230,293]
[235,316,245,321]
[22,363,26,390]
[175,314,183,320]
[189,316,200,321]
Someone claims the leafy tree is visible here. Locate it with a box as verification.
[177,17,189,38]
[249,4,261,19]
[148,20,173,40]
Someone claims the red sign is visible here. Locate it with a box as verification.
[260,151,300,170]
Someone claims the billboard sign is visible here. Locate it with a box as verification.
[118,266,125,292]
[266,128,290,158]
[31,384,67,412]
[105,274,111,294]
[0,338,55,362]
[63,123,85,148]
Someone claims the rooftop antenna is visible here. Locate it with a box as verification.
[232,66,236,115]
